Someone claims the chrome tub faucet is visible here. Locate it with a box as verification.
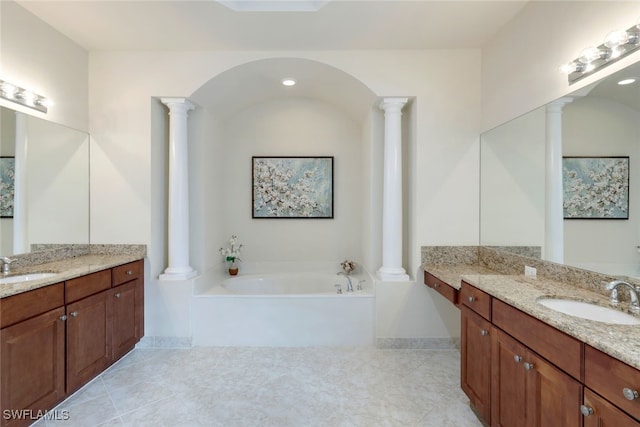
[337,271,353,292]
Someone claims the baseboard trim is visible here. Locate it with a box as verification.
[376,337,460,349]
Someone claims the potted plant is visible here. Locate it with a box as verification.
[219,235,243,275]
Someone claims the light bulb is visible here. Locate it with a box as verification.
[1,82,17,98]
[604,30,630,48]
[560,62,584,74]
[281,78,296,86]
[578,46,602,64]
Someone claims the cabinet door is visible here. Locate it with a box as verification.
[461,306,492,424]
[111,280,137,361]
[583,388,639,427]
[524,351,582,427]
[66,290,112,394]
[491,327,527,427]
[0,307,66,427]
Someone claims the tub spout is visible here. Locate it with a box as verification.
[337,272,354,292]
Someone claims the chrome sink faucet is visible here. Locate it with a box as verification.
[0,256,16,275]
[337,272,353,292]
[606,280,640,313]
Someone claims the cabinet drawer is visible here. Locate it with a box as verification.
[585,345,640,421]
[65,269,111,304]
[492,298,582,380]
[112,260,143,287]
[424,272,458,306]
[0,283,64,329]
[583,388,639,426]
[460,281,491,320]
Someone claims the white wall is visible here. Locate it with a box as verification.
[482,1,640,132]
[0,1,88,131]
[193,97,363,272]
[563,97,640,274]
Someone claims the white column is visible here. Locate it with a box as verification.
[377,97,410,281]
[545,97,573,263]
[159,97,197,281]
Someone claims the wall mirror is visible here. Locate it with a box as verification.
[0,106,89,257]
[480,59,640,277]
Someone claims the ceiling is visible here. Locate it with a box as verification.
[16,0,529,51]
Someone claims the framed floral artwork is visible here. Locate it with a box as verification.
[562,156,629,219]
[252,156,334,218]
[0,157,15,218]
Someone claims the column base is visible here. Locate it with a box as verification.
[377,267,410,282]
[159,267,198,281]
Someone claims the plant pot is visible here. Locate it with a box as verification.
[228,267,239,276]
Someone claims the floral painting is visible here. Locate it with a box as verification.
[563,156,629,219]
[252,156,333,218]
[0,157,15,218]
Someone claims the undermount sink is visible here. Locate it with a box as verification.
[0,272,57,285]
[537,297,640,325]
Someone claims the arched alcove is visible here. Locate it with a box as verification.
[186,58,382,274]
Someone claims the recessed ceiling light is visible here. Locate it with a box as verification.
[281,78,296,86]
[618,78,636,85]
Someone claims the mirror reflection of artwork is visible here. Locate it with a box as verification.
[252,156,334,218]
[0,157,15,218]
[563,156,629,219]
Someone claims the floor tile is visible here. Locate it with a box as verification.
[41,347,482,427]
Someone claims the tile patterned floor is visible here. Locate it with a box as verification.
[38,347,482,427]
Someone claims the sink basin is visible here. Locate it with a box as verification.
[0,272,57,285]
[537,298,640,325]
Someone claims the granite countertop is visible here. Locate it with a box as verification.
[0,253,144,299]
[459,273,640,371]
[424,263,496,290]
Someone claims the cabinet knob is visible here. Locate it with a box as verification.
[514,355,523,363]
[433,283,439,288]
[70,311,78,317]
[524,362,535,371]
[580,405,594,416]
[59,315,67,321]
[126,270,133,275]
[480,329,489,336]
[623,388,640,401]
[115,292,121,299]
[468,296,476,302]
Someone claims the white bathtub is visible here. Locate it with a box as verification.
[192,270,375,347]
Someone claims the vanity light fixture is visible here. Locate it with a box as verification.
[0,79,49,113]
[561,19,640,84]
[281,78,297,86]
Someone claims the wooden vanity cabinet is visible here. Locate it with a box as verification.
[460,280,583,427]
[461,305,492,424]
[0,283,66,427]
[111,260,144,361]
[424,271,459,306]
[0,260,144,426]
[460,282,493,423]
[491,327,582,427]
[65,270,112,394]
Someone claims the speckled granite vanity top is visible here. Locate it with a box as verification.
[0,253,144,299]
[460,273,640,370]
[424,264,496,290]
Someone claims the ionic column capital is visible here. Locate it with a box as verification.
[379,97,409,113]
[161,97,194,114]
